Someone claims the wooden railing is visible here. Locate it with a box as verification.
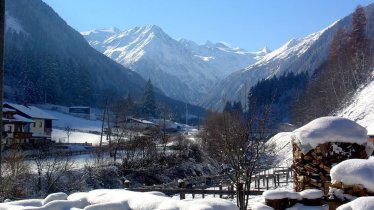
[126,166,292,209]
[14,132,32,139]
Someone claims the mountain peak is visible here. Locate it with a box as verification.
[140,25,165,35]
[81,27,120,36]
[101,27,120,33]
[260,47,271,54]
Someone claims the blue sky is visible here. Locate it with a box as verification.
[42,0,373,51]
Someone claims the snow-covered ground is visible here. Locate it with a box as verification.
[266,132,293,167]
[338,78,374,135]
[0,190,239,210]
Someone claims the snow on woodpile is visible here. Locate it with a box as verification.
[266,132,293,167]
[252,203,275,210]
[261,189,324,210]
[0,190,239,210]
[330,157,374,194]
[291,117,373,194]
[292,117,372,155]
[299,189,324,200]
[336,196,374,210]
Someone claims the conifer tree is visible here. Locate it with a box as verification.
[140,79,156,118]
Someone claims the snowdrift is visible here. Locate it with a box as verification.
[0,189,238,210]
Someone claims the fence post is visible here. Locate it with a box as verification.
[230,184,234,199]
[237,182,245,210]
[124,180,130,189]
[178,179,186,200]
[219,184,223,198]
[277,174,280,186]
[263,176,266,186]
[254,177,257,189]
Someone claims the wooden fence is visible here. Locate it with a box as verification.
[126,166,292,209]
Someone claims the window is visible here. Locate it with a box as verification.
[7,126,11,132]
[39,122,43,128]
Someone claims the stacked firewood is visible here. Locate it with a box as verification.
[328,182,374,210]
[330,181,374,197]
[292,142,369,195]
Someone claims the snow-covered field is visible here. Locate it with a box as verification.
[52,129,102,146]
[39,109,104,145]
[43,109,102,132]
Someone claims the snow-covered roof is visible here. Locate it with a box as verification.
[2,107,16,113]
[0,189,239,210]
[14,114,34,123]
[331,157,374,193]
[128,118,155,125]
[69,106,90,109]
[336,196,374,210]
[3,114,35,123]
[292,117,371,154]
[4,103,57,120]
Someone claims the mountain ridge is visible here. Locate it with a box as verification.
[82,25,269,103]
[199,17,353,110]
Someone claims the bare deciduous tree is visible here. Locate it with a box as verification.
[34,150,74,194]
[201,103,273,210]
[1,149,30,199]
[64,125,72,144]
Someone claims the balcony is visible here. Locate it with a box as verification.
[14,132,33,139]
[44,128,52,136]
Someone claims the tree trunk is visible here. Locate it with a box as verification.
[0,0,5,199]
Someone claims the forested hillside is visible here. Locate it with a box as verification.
[4,0,146,106]
[291,6,374,125]
[229,5,374,126]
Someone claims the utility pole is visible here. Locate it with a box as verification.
[98,97,108,161]
[185,103,188,134]
[0,0,5,197]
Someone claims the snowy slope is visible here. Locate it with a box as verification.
[338,77,374,135]
[82,25,268,103]
[39,109,103,145]
[42,109,102,132]
[266,132,294,167]
[199,19,346,110]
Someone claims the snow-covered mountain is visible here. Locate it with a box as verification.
[82,25,268,103]
[199,19,351,110]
